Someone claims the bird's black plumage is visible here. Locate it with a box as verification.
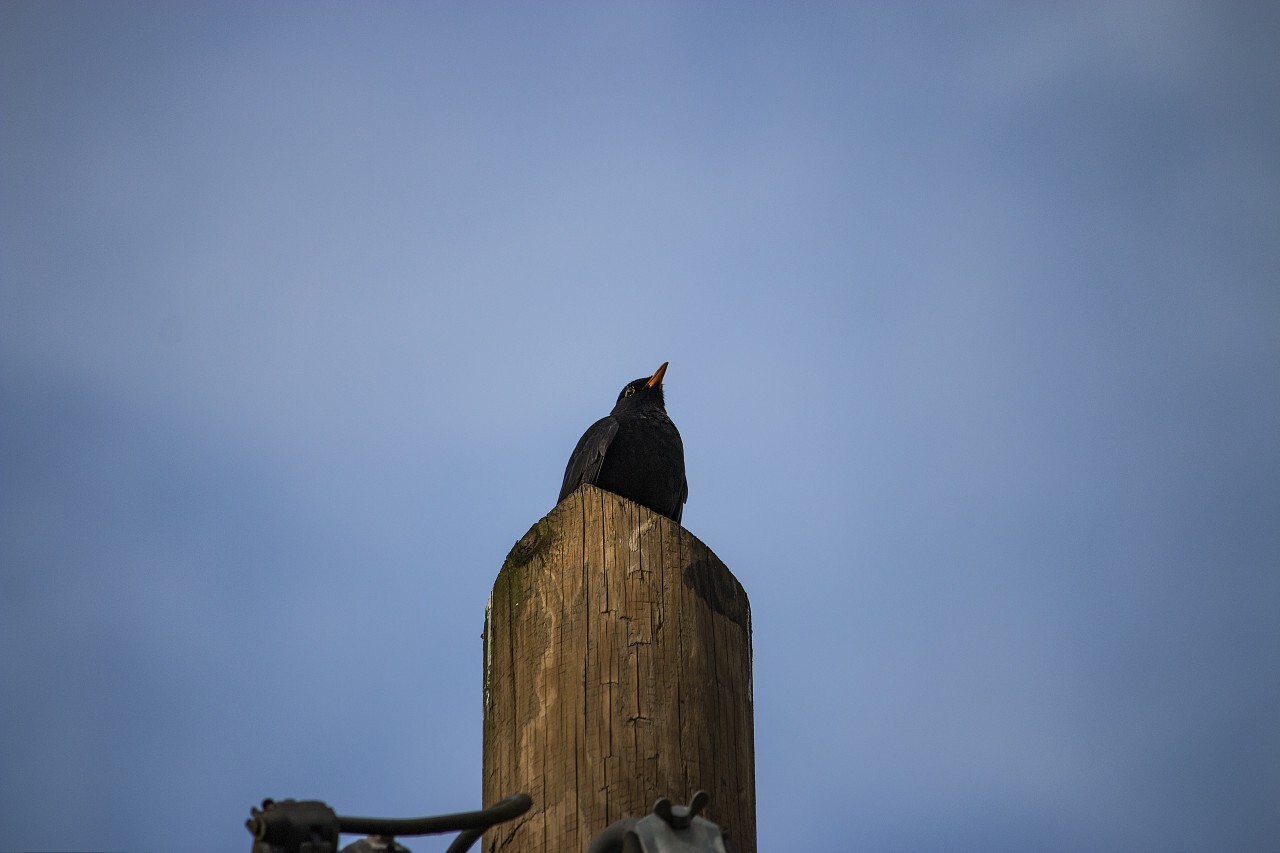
[558,362,687,523]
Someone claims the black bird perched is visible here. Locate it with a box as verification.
[558,361,688,523]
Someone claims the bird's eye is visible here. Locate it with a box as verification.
[624,386,636,397]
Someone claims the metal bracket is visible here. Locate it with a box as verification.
[587,791,739,853]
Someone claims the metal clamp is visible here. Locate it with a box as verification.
[587,791,739,853]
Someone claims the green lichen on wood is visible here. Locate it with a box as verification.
[505,514,555,568]
[504,512,555,563]
[495,512,557,607]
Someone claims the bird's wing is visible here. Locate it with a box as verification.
[675,475,688,524]
[558,416,619,504]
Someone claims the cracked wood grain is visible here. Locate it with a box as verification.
[482,485,755,853]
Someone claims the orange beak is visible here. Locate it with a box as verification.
[646,361,669,388]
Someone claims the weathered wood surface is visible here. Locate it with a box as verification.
[482,485,754,853]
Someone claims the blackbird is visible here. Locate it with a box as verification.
[558,361,688,523]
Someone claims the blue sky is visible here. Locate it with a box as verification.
[2,3,1277,851]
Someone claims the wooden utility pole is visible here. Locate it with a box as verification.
[482,485,755,853]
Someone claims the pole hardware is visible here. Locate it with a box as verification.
[587,791,741,853]
[246,792,532,853]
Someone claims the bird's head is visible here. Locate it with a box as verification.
[611,361,669,414]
